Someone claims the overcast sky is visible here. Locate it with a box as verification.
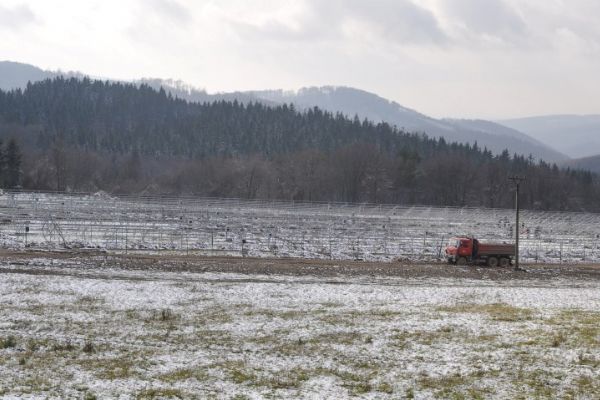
[1,0,600,119]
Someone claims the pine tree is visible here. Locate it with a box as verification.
[5,138,22,189]
[0,139,5,187]
[51,137,67,191]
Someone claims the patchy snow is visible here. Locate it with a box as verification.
[1,261,599,398]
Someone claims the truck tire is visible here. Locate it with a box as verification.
[488,257,499,267]
[499,257,510,268]
[457,257,467,265]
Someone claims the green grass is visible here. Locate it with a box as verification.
[79,356,139,380]
[242,308,308,321]
[1,336,17,349]
[16,374,54,393]
[136,387,186,399]
[438,303,534,322]
[418,372,471,390]
[516,368,557,398]
[307,331,366,346]
[254,367,311,390]
[563,375,600,398]
[391,326,460,348]
[83,392,98,400]
[417,371,495,399]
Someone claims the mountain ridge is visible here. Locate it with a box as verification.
[249,86,568,163]
[500,115,600,159]
[563,154,600,174]
[0,61,570,163]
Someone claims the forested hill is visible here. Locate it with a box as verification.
[0,77,598,211]
[0,77,460,157]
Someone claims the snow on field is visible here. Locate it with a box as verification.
[1,262,600,399]
[1,191,600,263]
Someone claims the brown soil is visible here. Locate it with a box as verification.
[1,248,600,281]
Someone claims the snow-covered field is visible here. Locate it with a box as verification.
[1,191,600,263]
[1,259,600,399]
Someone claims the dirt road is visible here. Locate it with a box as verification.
[1,249,600,281]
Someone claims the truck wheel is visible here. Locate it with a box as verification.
[488,257,499,267]
[457,257,467,265]
[499,257,510,268]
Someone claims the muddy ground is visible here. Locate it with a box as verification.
[1,249,599,281]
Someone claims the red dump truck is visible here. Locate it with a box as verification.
[445,237,514,267]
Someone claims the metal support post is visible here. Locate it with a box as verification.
[509,176,525,271]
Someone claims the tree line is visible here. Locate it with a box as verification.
[0,77,598,211]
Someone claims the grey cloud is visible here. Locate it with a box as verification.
[444,0,527,40]
[536,1,600,50]
[335,0,448,45]
[232,0,447,45]
[231,2,337,43]
[145,0,192,25]
[0,4,37,31]
[234,23,320,42]
[128,0,192,44]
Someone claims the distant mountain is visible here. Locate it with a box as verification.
[0,61,57,91]
[563,154,600,174]
[500,115,600,159]
[0,62,268,105]
[442,119,568,163]
[0,61,87,92]
[250,87,568,163]
[138,78,265,105]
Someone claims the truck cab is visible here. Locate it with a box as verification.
[445,237,475,265]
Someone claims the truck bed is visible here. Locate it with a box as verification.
[478,243,515,256]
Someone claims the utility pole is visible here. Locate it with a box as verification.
[509,176,525,270]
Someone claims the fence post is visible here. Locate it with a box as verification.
[302,232,305,258]
[560,240,563,263]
